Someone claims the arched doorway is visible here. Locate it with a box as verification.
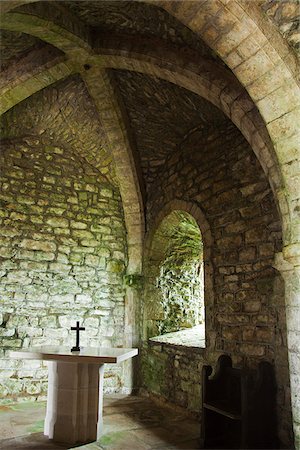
[146,210,205,346]
[141,201,213,412]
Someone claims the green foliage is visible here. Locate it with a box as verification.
[163,212,203,269]
[124,273,144,289]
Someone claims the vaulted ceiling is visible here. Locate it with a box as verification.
[0,1,275,189]
[1,0,299,263]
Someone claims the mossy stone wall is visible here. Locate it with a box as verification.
[141,342,204,413]
[0,137,127,402]
[142,124,293,447]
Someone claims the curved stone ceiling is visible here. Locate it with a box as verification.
[61,0,221,61]
[0,75,116,184]
[113,69,229,190]
[0,30,44,70]
[0,0,298,254]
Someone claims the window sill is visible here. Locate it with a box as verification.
[149,325,205,349]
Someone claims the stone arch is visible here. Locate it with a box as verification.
[144,4,299,441]
[143,199,214,348]
[1,0,299,252]
[1,35,282,206]
[0,7,283,206]
[1,3,292,247]
[154,0,299,251]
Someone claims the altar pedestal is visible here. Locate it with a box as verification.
[10,346,138,445]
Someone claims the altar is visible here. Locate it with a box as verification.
[10,346,138,445]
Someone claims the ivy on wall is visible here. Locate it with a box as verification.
[156,212,204,334]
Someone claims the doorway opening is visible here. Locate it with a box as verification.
[148,210,205,347]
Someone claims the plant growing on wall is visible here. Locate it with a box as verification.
[156,212,204,334]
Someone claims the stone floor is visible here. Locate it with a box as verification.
[0,395,200,449]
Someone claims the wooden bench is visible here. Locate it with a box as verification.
[200,354,278,449]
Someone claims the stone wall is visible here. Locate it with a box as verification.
[0,137,127,402]
[143,123,293,447]
[142,341,204,414]
[262,0,300,56]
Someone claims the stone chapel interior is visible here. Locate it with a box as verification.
[0,0,299,449]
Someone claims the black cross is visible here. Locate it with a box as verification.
[71,321,85,352]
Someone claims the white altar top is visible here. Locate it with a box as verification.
[10,346,138,364]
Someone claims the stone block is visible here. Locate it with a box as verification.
[43,176,56,184]
[239,343,265,357]
[69,252,83,264]
[81,239,99,247]
[112,251,126,260]
[26,382,42,395]
[58,245,71,255]
[48,207,66,215]
[53,228,70,236]
[76,294,92,305]
[222,326,241,340]
[235,49,274,85]
[243,301,261,313]
[217,235,243,248]
[91,224,111,234]
[46,217,69,228]
[72,267,96,277]
[72,230,95,240]
[2,338,22,348]
[259,243,274,257]
[50,294,75,304]
[85,255,100,267]
[95,247,110,257]
[19,239,56,252]
[44,328,68,339]
[107,260,125,273]
[223,293,236,304]
[100,188,113,198]
[218,266,235,275]
[0,328,15,337]
[6,270,31,284]
[256,327,274,343]
[0,247,13,258]
[224,274,239,282]
[245,228,265,244]
[56,253,69,264]
[49,263,71,273]
[257,82,300,123]
[242,326,256,341]
[17,250,55,261]
[84,317,99,328]
[19,261,48,272]
[18,326,43,337]
[10,212,27,222]
[0,237,12,247]
[39,316,58,328]
[67,196,78,204]
[239,246,256,261]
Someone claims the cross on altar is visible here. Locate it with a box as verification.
[71,321,85,352]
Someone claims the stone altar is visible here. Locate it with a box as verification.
[10,346,138,445]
